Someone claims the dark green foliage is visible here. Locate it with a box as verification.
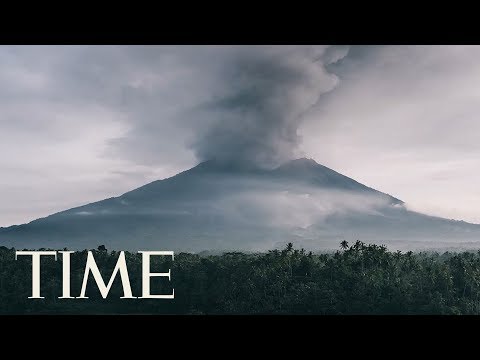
[3,241,480,314]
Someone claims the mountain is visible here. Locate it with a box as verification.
[1,158,480,252]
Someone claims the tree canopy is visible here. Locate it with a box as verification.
[1,241,480,314]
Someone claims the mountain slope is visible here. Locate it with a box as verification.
[1,158,479,251]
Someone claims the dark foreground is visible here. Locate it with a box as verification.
[2,241,480,314]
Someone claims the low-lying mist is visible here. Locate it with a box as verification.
[213,183,395,229]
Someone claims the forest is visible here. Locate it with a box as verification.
[2,241,480,314]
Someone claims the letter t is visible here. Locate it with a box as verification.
[16,251,57,299]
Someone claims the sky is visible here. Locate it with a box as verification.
[1,45,480,226]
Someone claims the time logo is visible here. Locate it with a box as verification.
[15,250,175,299]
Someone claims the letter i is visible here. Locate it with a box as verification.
[58,251,74,299]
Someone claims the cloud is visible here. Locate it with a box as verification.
[3,45,480,227]
[0,45,346,226]
[188,46,343,168]
[300,45,480,223]
[0,46,193,226]
[216,186,392,229]
[103,46,347,169]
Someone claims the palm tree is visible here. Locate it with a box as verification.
[340,240,349,250]
[286,242,293,253]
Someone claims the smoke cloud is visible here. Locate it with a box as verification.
[190,46,347,168]
[217,186,392,229]
[0,45,349,226]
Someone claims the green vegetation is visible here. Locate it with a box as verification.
[2,241,480,314]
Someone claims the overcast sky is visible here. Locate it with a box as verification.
[1,45,480,226]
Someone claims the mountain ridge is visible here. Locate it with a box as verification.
[1,158,479,251]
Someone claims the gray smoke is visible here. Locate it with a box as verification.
[190,45,348,168]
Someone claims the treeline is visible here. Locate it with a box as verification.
[2,241,480,314]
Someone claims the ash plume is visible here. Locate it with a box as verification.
[191,45,348,169]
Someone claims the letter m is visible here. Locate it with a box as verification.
[78,251,135,299]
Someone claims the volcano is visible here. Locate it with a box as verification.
[1,158,480,252]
